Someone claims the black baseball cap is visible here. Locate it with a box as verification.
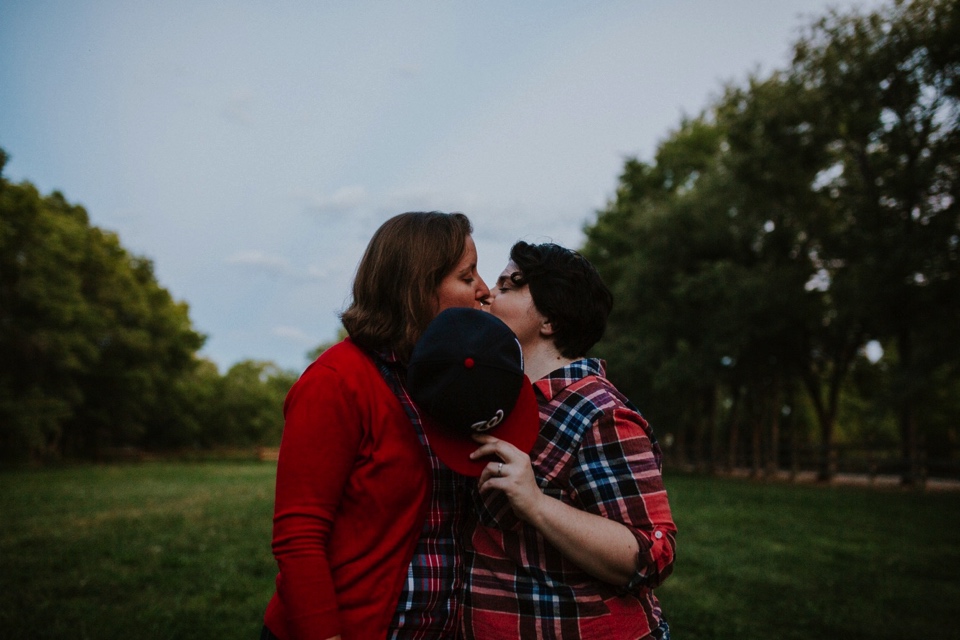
[407,307,539,476]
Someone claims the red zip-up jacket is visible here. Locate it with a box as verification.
[263,339,431,640]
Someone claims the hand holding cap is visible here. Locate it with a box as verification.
[407,308,539,476]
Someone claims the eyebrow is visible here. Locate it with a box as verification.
[497,271,518,287]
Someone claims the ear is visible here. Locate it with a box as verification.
[539,319,557,337]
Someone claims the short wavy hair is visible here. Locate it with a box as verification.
[508,241,613,359]
[341,211,472,361]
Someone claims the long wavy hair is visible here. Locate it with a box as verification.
[340,211,472,362]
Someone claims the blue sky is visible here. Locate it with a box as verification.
[1,0,886,373]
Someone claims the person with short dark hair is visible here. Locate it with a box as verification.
[262,211,490,640]
[464,241,676,639]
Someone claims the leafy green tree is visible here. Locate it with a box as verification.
[583,117,740,470]
[206,360,297,446]
[62,233,205,456]
[0,152,206,460]
[713,72,867,480]
[785,0,960,483]
[584,0,959,482]
[1,170,97,459]
[1,151,309,461]
[141,357,221,450]
[586,108,828,475]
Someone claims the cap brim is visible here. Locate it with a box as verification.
[420,376,540,477]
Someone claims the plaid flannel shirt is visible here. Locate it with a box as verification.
[374,349,466,640]
[463,359,676,640]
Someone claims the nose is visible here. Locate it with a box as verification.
[476,276,491,304]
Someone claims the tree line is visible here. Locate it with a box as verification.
[0,149,297,463]
[582,0,959,484]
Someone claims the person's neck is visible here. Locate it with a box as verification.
[522,339,578,382]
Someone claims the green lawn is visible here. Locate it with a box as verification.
[1,462,957,639]
[0,462,276,639]
[659,474,960,639]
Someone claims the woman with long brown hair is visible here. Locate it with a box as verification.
[262,211,490,640]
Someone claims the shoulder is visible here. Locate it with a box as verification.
[538,359,649,438]
[289,339,384,401]
[555,373,650,437]
[314,338,371,367]
[546,362,622,414]
[302,339,378,378]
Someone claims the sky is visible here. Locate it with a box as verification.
[1,0,887,373]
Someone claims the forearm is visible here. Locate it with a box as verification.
[523,492,639,587]
[470,431,671,589]
[630,491,676,589]
[272,491,343,639]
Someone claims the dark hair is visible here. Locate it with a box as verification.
[341,211,473,361]
[508,241,613,359]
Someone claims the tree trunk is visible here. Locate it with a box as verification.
[766,372,782,477]
[897,329,920,486]
[816,419,836,482]
[750,390,762,478]
[691,392,705,473]
[674,417,688,470]
[801,372,838,482]
[705,385,720,474]
[727,386,742,472]
[785,382,799,482]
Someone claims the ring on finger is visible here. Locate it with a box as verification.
[497,462,504,477]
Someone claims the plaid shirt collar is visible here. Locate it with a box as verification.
[533,357,605,401]
[373,346,403,366]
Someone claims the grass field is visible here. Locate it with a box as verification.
[1,462,958,639]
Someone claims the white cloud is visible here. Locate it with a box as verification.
[385,186,448,212]
[227,250,290,273]
[305,265,330,280]
[272,325,318,345]
[226,250,327,282]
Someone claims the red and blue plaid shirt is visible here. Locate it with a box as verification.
[463,359,676,640]
[374,349,466,640]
